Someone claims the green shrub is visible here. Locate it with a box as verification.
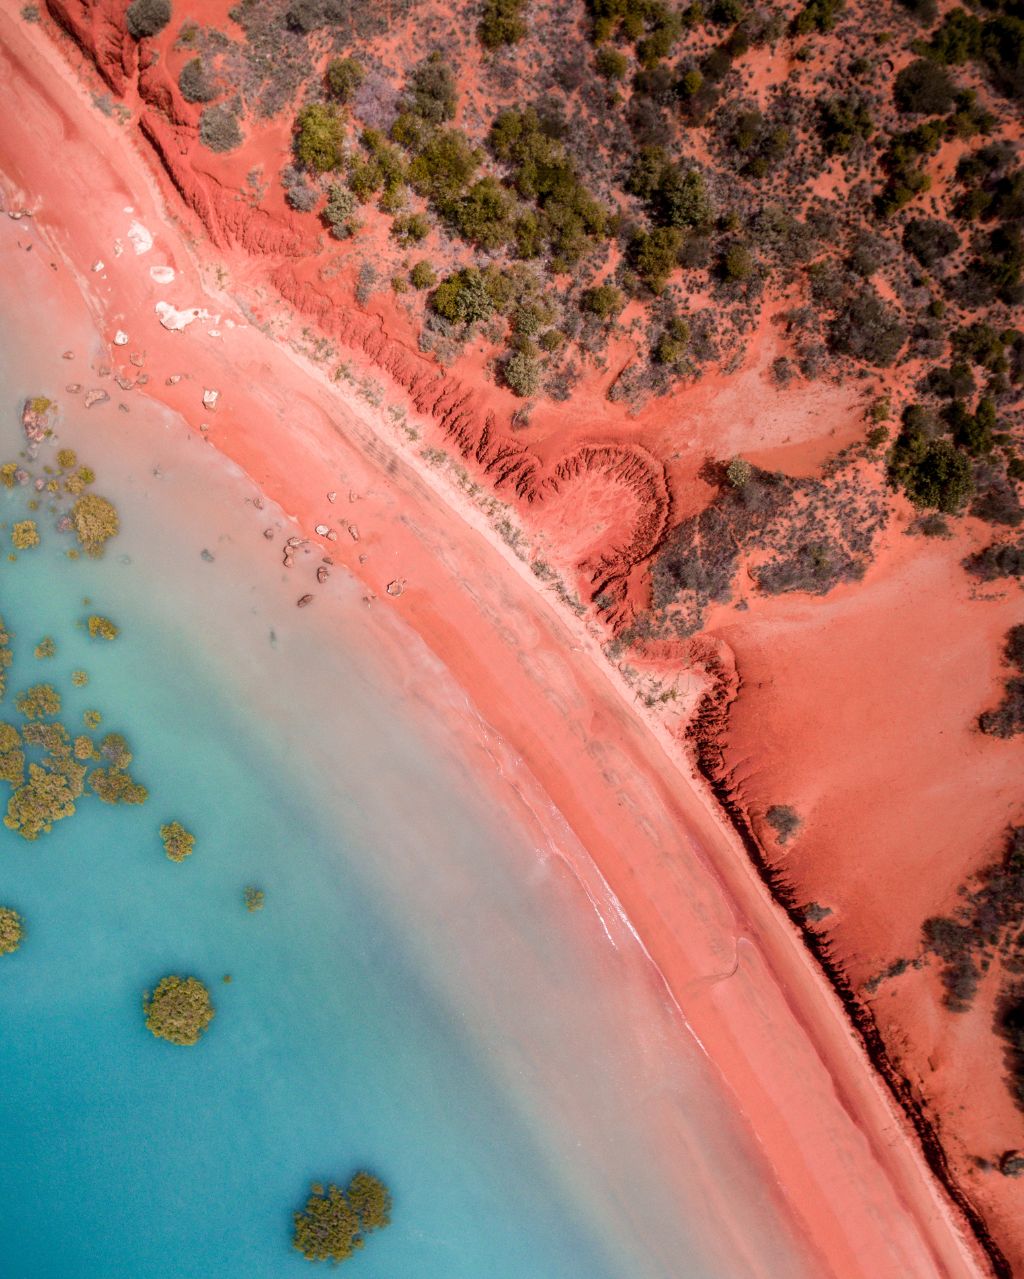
[431,268,497,324]
[654,316,689,364]
[391,212,430,245]
[406,52,457,124]
[502,350,542,396]
[0,906,24,955]
[409,261,436,289]
[479,0,527,47]
[16,684,60,720]
[126,0,170,39]
[326,57,365,103]
[819,96,873,153]
[628,226,683,293]
[70,494,120,556]
[888,416,974,513]
[722,242,754,281]
[450,177,514,249]
[323,184,357,238]
[407,129,480,207]
[902,217,960,266]
[894,59,956,115]
[829,289,906,367]
[295,104,344,174]
[581,284,624,318]
[791,0,843,34]
[143,976,214,1046]
[161,821,195,863]
[199,106,242,154]
[596,46,628,79]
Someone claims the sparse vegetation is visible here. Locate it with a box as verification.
[766,804,801,845]
[199,106,243,153]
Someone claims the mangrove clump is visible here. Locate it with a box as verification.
[0,905,24,955]
[161,821,195,863]
[70,494,120,556]
[292,1173,392,1263]
[143,975,215,1046]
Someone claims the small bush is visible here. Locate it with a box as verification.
[596,47,628,80]
[766,804,801,844]
[323,184,357,239]
[902,217,960,267]
[502,351,542,397]
[479,0,527,47]
[722,242,754,281]
[409,261,436,289]
[143,975,214,1046]
[295,104,344,173]
[199,106,242,154]
[87,616,119,641]
[829,289,906,367]
[126,0,170,39]
[326,57,365,103]
[391,213,430,245]
[285,182,319,213]
[894,59,956,115]
[244,886,265,912]
[406,52,457,124]
[179,58,217,104]
[431,267,496,324]
[581,285,624,319]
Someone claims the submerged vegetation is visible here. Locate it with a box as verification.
[292,1173,392,1263]
[143,975,215,1045]
[244,884,265,911]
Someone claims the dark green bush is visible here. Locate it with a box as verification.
[902,217,960,266]
[502,350,542,396]
[431,268,497,324]
[126,0,170,39]
[326,57,365,103]
[829,289,906,367]
[406,52,457,124]
[819,96,873,153]
[790,0,843,35]
[479,0,528,47]
[409,261,436,289]
[179,58,217,105]
[293,1174,391,1263]
[894,59,956,115]
[581,284,624,318]
[628,226,683,293]
[596,46,629,79]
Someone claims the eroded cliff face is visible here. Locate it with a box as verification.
[42,0,674,630]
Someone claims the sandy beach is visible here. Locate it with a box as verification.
[0,6,1001,1275]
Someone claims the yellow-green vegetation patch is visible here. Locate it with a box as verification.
[16,684,61,720]
[5,761,82,839]
[28,396,52,416]
[0,906,24,955]
[143,975,214,1046]
[89,733,148,806]
[87,615,119,641]
[56,448,77,469]
[161,821,195,863]
[70,494,119,557]
[11,521,39,550]
[1,463,18,489]
[243,885,265,912]
[293,1173,392,1263]
[71,670,88,687]
[34,637,55,660]
[73,735,96,762]
[83,710,101,729]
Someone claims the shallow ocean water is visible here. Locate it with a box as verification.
[0,231,811,1279]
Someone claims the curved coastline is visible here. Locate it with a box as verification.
[0,9,996,1276]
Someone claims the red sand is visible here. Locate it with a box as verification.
[0,7,1002,1276]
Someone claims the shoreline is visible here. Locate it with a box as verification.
[0,9,997,1277]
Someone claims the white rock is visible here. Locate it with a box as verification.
[327,491,337,503]
[113,239,124,257]
[314,524,330,536]
[149,265,175,284]
[127,220,153,254]
[113,330,129,346]
[91,260,105,272]
[155,301,208,332]
[202,389,220,410]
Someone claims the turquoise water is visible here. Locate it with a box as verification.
[0,229,812,1279]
